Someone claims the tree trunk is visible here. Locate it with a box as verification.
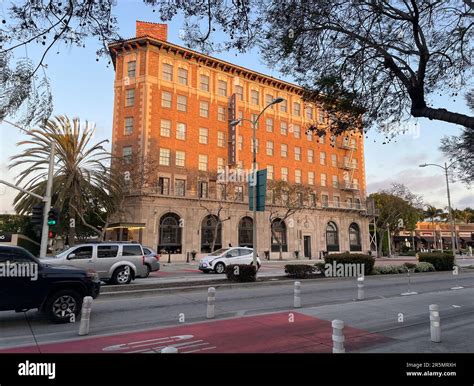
[411,105,474,129]
[377,231,384,258]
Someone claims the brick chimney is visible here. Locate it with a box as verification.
[136,21,167,41]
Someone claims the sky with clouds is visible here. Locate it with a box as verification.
[0,1,472,214]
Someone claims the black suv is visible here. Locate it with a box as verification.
[0,245,100,323]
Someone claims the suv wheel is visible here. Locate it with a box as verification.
[214,262,225,274]
[112,266,132,284]
[45,289,82,323]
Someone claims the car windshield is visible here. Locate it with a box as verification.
[208,248,229,256]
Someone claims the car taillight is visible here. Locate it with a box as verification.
[155,254,160,261]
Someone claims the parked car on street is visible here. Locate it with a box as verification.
[0,245,100,323]
[41,243,147,285]
[199,247,261,274]
[140,247,161,278]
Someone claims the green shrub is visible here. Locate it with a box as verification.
[415,262,435,272]
[418,252,454,271]
[324,253,375,276]
[314,262,326,276]
[225,265,257,282]
[373,265,408,275]
[284,264,317,279]
[403,262,416,269]
[399,250,417,256]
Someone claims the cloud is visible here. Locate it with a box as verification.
[367,168,445,194]
[456,195,474,209]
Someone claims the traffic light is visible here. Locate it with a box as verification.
[48,230,56,239]
[31,203,45,228]
[47,208,59,227]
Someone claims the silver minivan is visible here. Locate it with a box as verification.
[41,243,147,285]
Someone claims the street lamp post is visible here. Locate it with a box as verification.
[419,161,458,259]
[230,97,284,269]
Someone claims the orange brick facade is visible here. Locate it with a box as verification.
[107,22,370,258]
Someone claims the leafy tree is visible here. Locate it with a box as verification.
[369,184,423,256]
[9,115,122,245]
[267,180,313,260]
[440,90,474,185]
[2,1,473,131]
[0,214,38,240]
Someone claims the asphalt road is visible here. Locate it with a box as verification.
[0,270,473,352]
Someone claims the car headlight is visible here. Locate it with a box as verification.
[202,262,208,267]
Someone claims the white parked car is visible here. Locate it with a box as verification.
[199,247,261,274]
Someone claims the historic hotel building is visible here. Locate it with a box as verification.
[107,21,370,258]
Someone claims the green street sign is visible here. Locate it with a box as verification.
[249,169,267,212]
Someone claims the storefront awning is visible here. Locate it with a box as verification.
[105,222,146,230]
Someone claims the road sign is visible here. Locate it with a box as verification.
[248,169,267,212]
[31,203,45,228]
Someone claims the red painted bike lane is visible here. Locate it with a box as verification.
[1,312,391,354]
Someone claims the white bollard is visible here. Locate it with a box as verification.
[429,304,441,343]
[357,276,365,300]
[78,296,93,336]
[294,281,301,308]
[161,346,179,353]
[332,319,345,353]
[207,287,216,319]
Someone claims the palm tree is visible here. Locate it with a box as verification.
[9,115,122,245]
[423,205,443,249]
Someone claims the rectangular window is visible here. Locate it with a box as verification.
[175,151,185,167]
[321,173,327,187]
[353,178,359,188]
[307,149,314,163]
[199,128,208,144]
[306,130,313,141]
[178,68,188,85]
[217,157,225,172]
[319,135,325,144]
[127,61,136,78]
[295,169,302,184]
[200,101,209,118]
[318,109,325,123]
[238,135,243,151]
[280,98,287,113]
[332,175,339,188]
[280,121,287,135]
[352,158,358,169]
[158,177,170,195]
[238,111,243,126]
[350,138,357,149]
[251,90,259,105]
[334,196,340,207]
[177,95,187,112]
[198,181,208,198]
[218,80,227,96]
[305,106,313,120]
[293,102,301,116]
[198,154,208,171]
[218,106,226,121]
[176,123,186,140]
[322,194,329,207]
[331,154,337,167]
[97,245,119,258]
[175,179,186,197]
[320,152,326,165]
[266,141,274,156]
[293,124,301,138]
[281,167,288,182]
[265,94,274,108]
[234,186,244,201]
[297,192,303,206]
[125,89,135,106]
[294,147,301,161]
[266,118,273,132]
[217,131,225,147]
[308,171,314,185]
[267,165,274,180]
[235,85,244,101]
[330,134,336,147]
[124,117,133,135]
[310,193,316,207]
[281,144,288,158]
[122,146,132,164]
[160,119,171,137]
[162,63,173,81]
[159,148,170,166]
[200,74,210,91]
[161,91,172,108]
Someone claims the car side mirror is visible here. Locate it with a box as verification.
[67,253,76,260]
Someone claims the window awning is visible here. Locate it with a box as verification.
[105,222,146,230]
